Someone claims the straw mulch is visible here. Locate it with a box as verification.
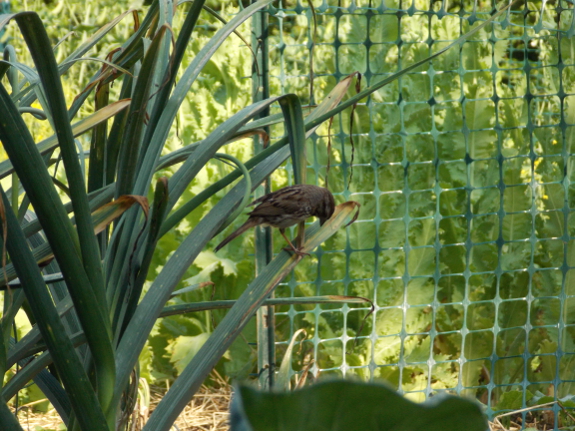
[488,401,575,431]
[11,380,231,431]
[15,383,575,431]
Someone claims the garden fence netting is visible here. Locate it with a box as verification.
[253,0,575,426]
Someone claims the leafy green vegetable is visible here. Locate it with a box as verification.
[231,380,488,431]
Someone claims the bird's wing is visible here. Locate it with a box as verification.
[249,199,306,217]
[249,185,307,206]
[249,186,312,218]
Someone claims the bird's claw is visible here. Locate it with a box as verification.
[283,246,310,257]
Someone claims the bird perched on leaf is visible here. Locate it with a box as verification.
[214,184,335,256]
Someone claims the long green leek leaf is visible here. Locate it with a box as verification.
[116,25,171,196]
[300,1,517,136]
[280,95,307,185]
[15,12,107,313]
[0,399,23,431]
[0,187,108,431]
[0,77,115,406]
[160,295,370,316]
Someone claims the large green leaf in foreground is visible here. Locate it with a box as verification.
[231,380,487,431]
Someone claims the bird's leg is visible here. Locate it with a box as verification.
[279,228,309,257]
[295,221,306,249]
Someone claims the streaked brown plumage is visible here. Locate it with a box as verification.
[214,184,335,255]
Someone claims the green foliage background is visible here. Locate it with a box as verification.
[3,0,575,422]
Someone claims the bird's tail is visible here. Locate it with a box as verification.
[214,219,257,252]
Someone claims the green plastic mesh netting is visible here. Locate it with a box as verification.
[253,0,575,426]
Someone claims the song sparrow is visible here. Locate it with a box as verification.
[214,184,335,255]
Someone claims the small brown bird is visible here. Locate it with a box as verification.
[214,184,335,255]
